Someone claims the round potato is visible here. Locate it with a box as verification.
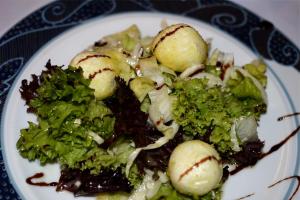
[70,51,116,100]
[168,140,223,196]
[151,24,207,72]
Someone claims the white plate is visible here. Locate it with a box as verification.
[2,12,300,200]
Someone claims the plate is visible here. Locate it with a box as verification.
[1,1,300,200]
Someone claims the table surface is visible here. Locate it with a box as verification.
[0,0,299,48]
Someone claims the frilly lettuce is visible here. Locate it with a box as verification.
[149,182,222,200]
[172,78,266,153]
[17,66,119,171]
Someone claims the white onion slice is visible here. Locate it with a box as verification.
[230,121,241,152]
[191,72,224,87]
[179,64,204,78]
[125,135,174,176]
[235,116,258,143]
[128,170,166,200]
[126,86,179,176]
[87,131,104,145]
[230,116,258,152]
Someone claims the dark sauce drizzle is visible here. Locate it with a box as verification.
[236,193,255,200]
[152,24,190,51]
[179,155,220,181]
[236,176,300,200]
[26,172,58,187]
[77,54,111,64]
[230,125,300,175]
[155,83,167,90]
[233,113,300,199]
[188,67,205,78]
[268,176,300,200]
[25,114,300,198]
[88,68,113,79]
[260,125,300,159]
[277,112,300,121]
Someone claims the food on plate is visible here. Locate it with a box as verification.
[151,23,208,72]
[168,140,223,196]
[18,23,267,200]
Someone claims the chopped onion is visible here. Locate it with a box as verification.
[126,43,143,67]
[126,85,179,176]
[139,57,165,86]
[235,116,258,143]
[125,130,177,176]
[179,64,204,78]
[230,116,258,152]
[128,170,165,200]
[230,120,241,152]
[191,72,224,87]
[74,118,81,124]
[206,48,234,68]
[160,65,177,76]
[148,86,173,123]
[87,131,104,145]
[222,66,235,84]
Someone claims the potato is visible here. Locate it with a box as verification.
[168,140,222,196]
[151,24,208,72]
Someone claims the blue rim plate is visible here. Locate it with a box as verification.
[1,1,299,199]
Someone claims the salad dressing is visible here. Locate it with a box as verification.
[236,193,255,200]
[268,176,300,200]
[187,68,205,78]
[152,24,189,51]
[89,68,113,79]
[230,125,300,175]
[178,155,219,181]
[235,175,300,200]
[77,54,111,64]
[277,112,300,121]
[26,172,58,187]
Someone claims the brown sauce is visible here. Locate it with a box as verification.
[277,112,300,121]
[88,68,113,79]
[230,125,300,175]
[235,176,300,200]
[152,24,190,51]
[122,51,131,57]
[236,193,255,200]
[178,155,219,181]
[268,176,300,200]
[94,41,107,47]
[260,125,300,159]
[26,172,58,187]
[77,54,111,64]
[155,117,163,126]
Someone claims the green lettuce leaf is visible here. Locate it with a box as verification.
[149,182,222,200]
[172,78,266,153]
[17,66,116,169]
[243,60,267,87]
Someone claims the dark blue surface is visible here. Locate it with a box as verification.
[0,0,299,199]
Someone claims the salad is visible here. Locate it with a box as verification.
[17,23,268,200]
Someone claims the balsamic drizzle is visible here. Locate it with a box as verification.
[236,193,255,200]
[277,112,300,121]
[26,172,57,187]
[268,176,300,200]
